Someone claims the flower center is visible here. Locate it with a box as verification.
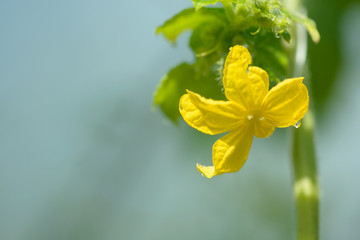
[246,112,265,122]
[247,115,254,120]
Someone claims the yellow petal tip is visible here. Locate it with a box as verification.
[293,77,305,82]
[196,163,215,179]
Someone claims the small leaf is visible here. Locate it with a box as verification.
[192,0,218,11]
[154,63,194,122]
[189,23,224,56]
[156,8,227,43]
[154,61,224,123]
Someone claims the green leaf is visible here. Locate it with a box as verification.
[232,1,292,35]
[189,23,225,56]
[154,61,224,123]
[192,0,218,11]
[154,63,194,122]
[156,8,227,43]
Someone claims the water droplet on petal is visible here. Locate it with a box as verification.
[259,117,265,121]
[294,121,301,128]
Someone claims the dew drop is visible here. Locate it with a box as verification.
[259,117,265,121]
[294,121,301,128]
[247,115,254,120]
[274,32,280,38]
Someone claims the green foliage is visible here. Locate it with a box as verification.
[189,23,224,56]
[192,0,319,42]
[191,0,222,11]
[154,61,225,123]
[233,0,292,35]
[154,0,320,123]
[154,63,194,123]
[156,8,227,43]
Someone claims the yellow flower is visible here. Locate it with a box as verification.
[179,45,309,178]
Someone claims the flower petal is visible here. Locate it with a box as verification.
[223,45,267,109]
[261,77,309,128]
[197,126,253,178]
[196,164,215,178]
[179,90,244,135]
[254,122,275,138]
[248,66,269,91]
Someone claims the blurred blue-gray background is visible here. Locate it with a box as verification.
[1,1,360,239]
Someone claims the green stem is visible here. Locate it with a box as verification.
[287,1,320,239]
[292,110,319,240]
[222,2,235,21]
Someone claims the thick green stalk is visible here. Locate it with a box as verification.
[287,0,320,239]
[292,110,319,240]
